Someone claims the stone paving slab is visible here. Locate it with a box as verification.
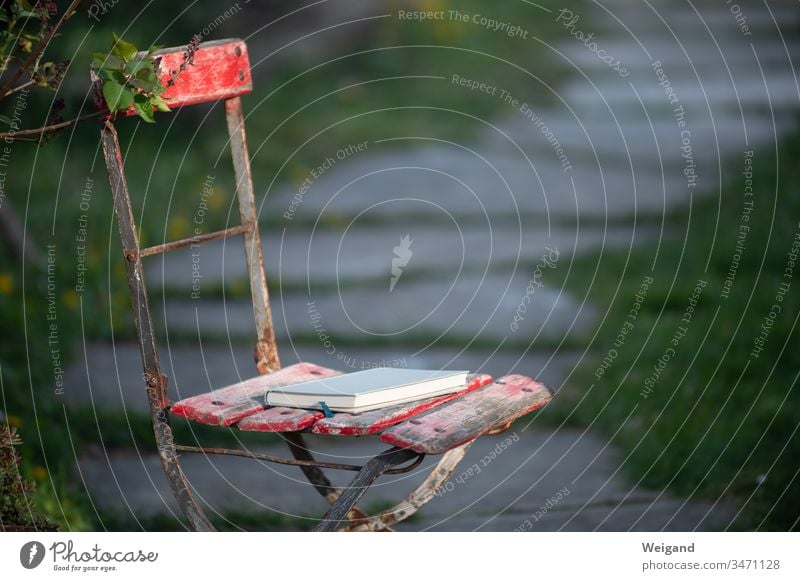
[601,2,799,36]
[561,75,800,114]
[156,271,595,344]
[262,145,685,222]
[561,39,800,73]
[144,223,642,291]
[489,113,790,169]
[77,428,737,531]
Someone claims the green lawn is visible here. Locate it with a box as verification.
[537,130,800,531]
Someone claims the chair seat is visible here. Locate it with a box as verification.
[170,363,551,454]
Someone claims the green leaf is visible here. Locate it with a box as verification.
[150,95,171,113]
[111,33,138,63]
[136,66,157,82]
[102,81,135,111]
[124,59,149,76]
[92,52,124,71]
[131,78,159,94]
[110,69,127,84]
[91,52,107,68]
[134,101,156,123]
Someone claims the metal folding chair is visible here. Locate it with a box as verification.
[101,39,551,531]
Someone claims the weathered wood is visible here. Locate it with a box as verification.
[380,375,551,455]
[170,362,340,426]
[124,39,252,113]
[237,406,323,432]
[225,95,281,374]
[103,120,214,532]
[311,373,493,436]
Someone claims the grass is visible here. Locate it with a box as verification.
[536,129,800,531]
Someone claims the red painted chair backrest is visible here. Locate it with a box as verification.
[124,38,252,112]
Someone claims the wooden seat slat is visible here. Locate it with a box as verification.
[169,362,340,426]
[380,375,551,454]
[311,373,493,436]
[237,406,323,432]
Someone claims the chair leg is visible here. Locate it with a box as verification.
[313,448,420,532]
[283,433,371,522]
[343,441,474,532]
[154,411,216,531]
[102,121,216,532]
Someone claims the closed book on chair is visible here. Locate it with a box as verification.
[265,367,470,413]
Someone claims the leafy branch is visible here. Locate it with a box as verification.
[0,0,75,98]
[91,33,170,123]
[0,30,199,141]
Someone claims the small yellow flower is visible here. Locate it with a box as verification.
[289,165,311,187]
[434,20,464,43]
[167,215,190,240]
[18,37,33,53]
[31,466,48,482]
[6,414,22,428]
[62,290,79,310]
[209,187,227,210]
[230,278,248,297]
[0,273,13,295]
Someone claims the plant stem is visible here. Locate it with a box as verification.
[0,14,19,74]
[0,0,83,101]
[4,79,35,98]
[0,110,104,141]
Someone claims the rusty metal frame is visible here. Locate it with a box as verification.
[140,224,250,257]
[312,447,420,532]
[224,97,280,375]
[174,444,425,475]
[103,82,474,533]
[344,442,473,531]
[102,120,214,532]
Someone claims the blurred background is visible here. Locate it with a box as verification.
[1,0,799,531]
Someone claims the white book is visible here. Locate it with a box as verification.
[265,367,470,413]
